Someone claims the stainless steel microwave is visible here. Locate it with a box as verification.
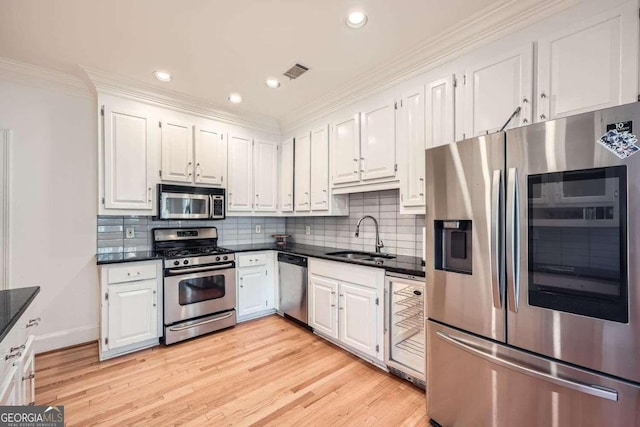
[157,185,225,220]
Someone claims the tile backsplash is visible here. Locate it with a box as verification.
[97,216,286,253]
[97,189,424,258]
[285,190,425,258]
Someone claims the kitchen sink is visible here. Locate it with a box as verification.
[325,251,396,262]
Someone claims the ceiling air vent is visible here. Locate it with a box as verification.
[283,63,310,80]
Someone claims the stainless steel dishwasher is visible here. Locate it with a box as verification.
[277,253,308,325]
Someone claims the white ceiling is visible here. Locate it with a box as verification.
[0,0,515,122]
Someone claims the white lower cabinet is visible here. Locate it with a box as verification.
[99,260,163,361]
[237,252,275,322]
[308,258,384,363]
[0,299,40,406]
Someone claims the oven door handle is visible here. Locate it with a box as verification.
[168,312,234,332]
[167,263,234,274]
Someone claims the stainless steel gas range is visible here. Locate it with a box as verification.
[153,227,236,345]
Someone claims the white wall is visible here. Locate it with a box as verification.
[0,78,98,353]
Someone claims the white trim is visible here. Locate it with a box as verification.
[280,0,579,132]
[83,66,281,135]
[0,57,92,99]
[0,130,9,291]
[33,324,99,354]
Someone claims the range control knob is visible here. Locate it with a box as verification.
[223,256,229,261]
[183,260,189,265]
[173,260,179,266]
[216,256,221,261]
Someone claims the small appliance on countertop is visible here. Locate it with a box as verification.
[153,226,236,344]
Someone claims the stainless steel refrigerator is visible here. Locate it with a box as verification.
[425,102,640,426]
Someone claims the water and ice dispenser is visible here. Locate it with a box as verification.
[434,220,472,274]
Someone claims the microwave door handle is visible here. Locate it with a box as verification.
[506,167,520,312]
[490,169,503,309]
[209,195,214,219]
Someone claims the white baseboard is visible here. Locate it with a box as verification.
[34,325,99,354]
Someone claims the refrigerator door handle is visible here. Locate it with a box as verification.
[436,331,619,402]
[490,169,503,309]
[506,167,520,312]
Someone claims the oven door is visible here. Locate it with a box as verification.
[505,103,640,383]
[160,192,211,220]
[164,263,236,325]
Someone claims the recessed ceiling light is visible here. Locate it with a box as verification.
[346,10,368,29]
[265,78,281,89]
[228,93,242,104]
[153,70,172,82]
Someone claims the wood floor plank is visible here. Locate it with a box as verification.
[36,315,427,426]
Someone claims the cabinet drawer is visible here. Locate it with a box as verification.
[108,263,157,284]
[237,253,267,268]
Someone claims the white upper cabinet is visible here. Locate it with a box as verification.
[310,125,329,211]
[279,138,294,213]
[161,120,194,183]
[254,139,278,212]
[399,85,426,208]
[464,43,533,137]
[227,133,253,212]
[537,3,639,121]
[103,102,155,210]
[360,99,397,181]
[294,132,311,212]
[194,126,226,186]
[426,75,456,149]
[331,114,361,186]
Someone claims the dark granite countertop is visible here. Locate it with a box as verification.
[222,243,426,277]
[0,286,40,343]
[96,251,163,265]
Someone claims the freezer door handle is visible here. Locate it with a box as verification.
[490,169,503,309]
[436,331,619,402]
[506,167,520,312]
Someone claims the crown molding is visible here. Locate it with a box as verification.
[279,0,579,133]
[0,56,92,99]
[82,67,281,135]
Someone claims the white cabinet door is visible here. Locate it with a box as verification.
[103,103,154,210]
[194,126,226,186]
[19,335,35,406]
[0,365,17,405]
[361,100,396,181]
[254,139,278,212]
[107,279,158,350]
[161,121,193,183]
[310,125,329,211]
[400,85,426,208]
[238,267,270,317]
[227,133,253,212]
[279,138,294,212]
[537,3,638,121]
[426,75,455,149]
[464,43,533,136]
[331,114,360,185]
[309,274,338,339]
[339,281,378,358]
[294,132,311,212]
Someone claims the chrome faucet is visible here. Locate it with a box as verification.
[354,215,384,253]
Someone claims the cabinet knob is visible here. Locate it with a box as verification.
[540,92,547,99]
[331,304,336,307]
[522,98,529,104]
[240,285,244,288]
[540,114,546,120]
[523,119,529,124]
[22,373,35,381]
[5,352,21,361]
[9,345,25,353]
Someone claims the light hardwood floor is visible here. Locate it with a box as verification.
[36,315,428,426]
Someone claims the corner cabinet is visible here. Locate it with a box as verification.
[237,252,276,322]
[308,258,384,363]
[101,99,157,212]
[99,260,163,361]
[279,138,294,212]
